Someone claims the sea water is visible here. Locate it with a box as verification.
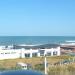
[0,36,75,45]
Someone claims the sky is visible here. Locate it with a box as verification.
[0,0,75,36]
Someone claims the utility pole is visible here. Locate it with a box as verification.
[44,54,47,75]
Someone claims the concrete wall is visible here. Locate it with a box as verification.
[0,47,60,60]
[0,49,21,60]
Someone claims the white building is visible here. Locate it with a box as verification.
[16,62,28,70]
[0,44,60,60]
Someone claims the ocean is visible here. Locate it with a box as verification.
[0,36,75,45]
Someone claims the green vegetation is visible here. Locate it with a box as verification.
[0,55,75,75]
[48,65,75,75]
[34,64,44,71]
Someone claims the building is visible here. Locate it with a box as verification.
[16,62,28,70]
[0,44,60,60]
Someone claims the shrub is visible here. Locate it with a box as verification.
[34,64,44,71]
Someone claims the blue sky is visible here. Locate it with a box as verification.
[0,0,75,36]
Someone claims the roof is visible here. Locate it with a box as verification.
[17,62,27,66]
[13,44,60,49]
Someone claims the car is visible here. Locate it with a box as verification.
[1,70,43,75]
